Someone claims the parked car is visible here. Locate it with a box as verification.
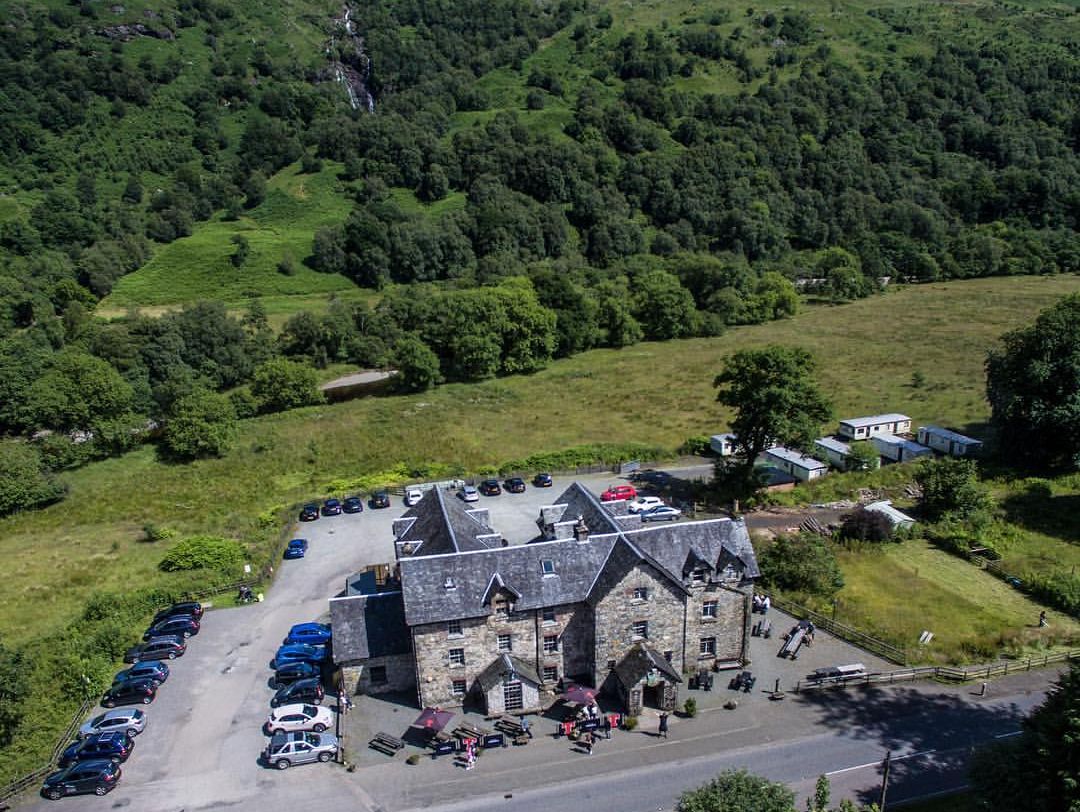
[504,477,526,493]
[285,622,332,646]
[321,498,342,516]
[41,759,121,800]
[265,703,334,734]
[342,496,364,514]
[404,488,423,507]
[58,732,133,768]
[262,731,339,770]
[628,496,664,514]
[272,661,321,688]
[113,661,169,687]
[152,601,203,624]
[479,479,501,496]
[601,484,637,502]
[124,636,186,663]
[273,643,328,668]
[533,472,553,488]
[459,485,479,502]
[284,538,309,559]
[370,490,391,509]
[271,677,324,708]
[299,503,320,521]
[640,505,682,522]
[101,678,156,708]
[143,615,199,640]
[78,708,146,739]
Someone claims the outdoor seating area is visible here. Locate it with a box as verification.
[728,670,756,693]
[778,620,815,660]
[369,730,405,756]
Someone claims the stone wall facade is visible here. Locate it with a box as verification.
[685,583,749,667]
[341,652,416,698]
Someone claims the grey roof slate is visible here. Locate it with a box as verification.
[476,654,541,692]
[329,591,411,663]
[396,487,498,556]
[614,644,682,689]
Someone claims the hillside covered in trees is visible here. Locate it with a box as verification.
[0,0,1079,493]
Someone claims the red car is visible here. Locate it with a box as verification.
[601,484,637,502]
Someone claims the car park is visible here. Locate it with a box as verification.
[78,708,147,739]
[342,496,364,513]
[299,503,320,522]
[284,538,309,559]
[628,496,664,513]
[459,485,479,502]
[640,505,682,522]
[124,635,186,662]
[272,661,321,688]
[113,661,169,687]
[151,601,203,624]
[262,731,338,770]
[404,488,423,507]
[143,614,200,640]
[58,732,134,768]
[101,678,156,707]
[321,498,342,516]
[533,472,553,487]
[271,677,324,708]
[479,479,502,496]
[273,643,328,668]
[504,477,526,493]
[370,490,391,509]
[285,622,332,646]
[266,703,333,734]
[41,759,121,800]
[601,484,637,502]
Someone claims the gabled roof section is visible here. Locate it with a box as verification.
[624,518,761,581]
[614,644,682,689]
[396,487,498,556]
[585,533,691,604]
[476,654,541,692]
[329,591,411,663]
[482,572,521,605]
[548,482,622,535]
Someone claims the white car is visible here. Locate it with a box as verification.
[628,496,664,514]
[404,489,423,507]
[266,703,334,734]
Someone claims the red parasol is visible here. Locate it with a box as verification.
[411,706,455,733]
[563,684,597,705]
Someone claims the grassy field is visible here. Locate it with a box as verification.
[4,275,1079,653]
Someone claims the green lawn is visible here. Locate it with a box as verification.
[4,275,1079,651]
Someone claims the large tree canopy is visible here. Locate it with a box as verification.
[986,292,1080,471]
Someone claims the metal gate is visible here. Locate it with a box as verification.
[503,680,523,711]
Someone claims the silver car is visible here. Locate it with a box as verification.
[262,731,338,769]
[79,708,147,739]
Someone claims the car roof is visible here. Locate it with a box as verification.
[291,621,328,630]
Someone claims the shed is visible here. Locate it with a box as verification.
[837,413,912,441]
[763,447,829,482]
[916,426,983,458]
[870,434,933,463]
[863,500,916,530]
[710,433,737,457]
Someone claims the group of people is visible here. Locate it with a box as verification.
[752,593,771,614]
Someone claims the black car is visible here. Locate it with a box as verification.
[505,477,526,493]
[321,498,342,516]
[271,677,325,708]
[113,661,169,687]
[533,472,553,488]
[299,503,320,522]
[272,661,321,688]
[143,615,200,640]
[102,678,156,708]
[58,733,134,768]
[479,479,502,496]
[152,601,204,624]
[41,759,121,800]
[124,635,186,663]
[342,496,364,514]
[370,491,391,509]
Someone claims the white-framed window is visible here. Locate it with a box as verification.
[632,620,649,639]
[542,666,558,683]
[702,600,718,618]
[700,636,716,656]
[542,607,556,625]
[451,679,467,696]
[498,633,513,652]
[449,648,465,666]
[447,619,463,638]
[633,586,649,601]
[543,634,559,654]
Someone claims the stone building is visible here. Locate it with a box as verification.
[331,483,758,716]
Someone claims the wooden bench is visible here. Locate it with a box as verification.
[368,731,405,756]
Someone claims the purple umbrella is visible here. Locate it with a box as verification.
[412,707,455,733]
[563,684,597,705]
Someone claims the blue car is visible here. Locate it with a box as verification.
[113,661,169,687]
[58,732,134,768]
[41,759,121,800]
[285,622,332,646]
[273,643,327,668]
[283,539,308,560]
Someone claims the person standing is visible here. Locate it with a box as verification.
[520,714,532,739]
[583,731,594,754]
[658,712,669,739]
[1039,610,1048,627]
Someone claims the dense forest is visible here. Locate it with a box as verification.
[1,0,1079,513]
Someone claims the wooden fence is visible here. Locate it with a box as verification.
[767,595,910,665]
[0,698,93,807]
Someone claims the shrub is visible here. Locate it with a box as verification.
[250,358,324,414]
[163,389,238,460]
[758,533,844,598]
[159,535,246,574]
[622,715,638,730]
[141,523,175,543]
[406,754,420,765]
[679,435,713,456]
[683,697,697,717]
[0,441,66,516]
[839,508,894,542]
[1024,571,1080,618]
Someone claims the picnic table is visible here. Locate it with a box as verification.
[453,721,491,741]
[369,731,405,756]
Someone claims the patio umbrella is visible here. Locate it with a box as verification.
[411,706,455,733]
[563,684,597,705]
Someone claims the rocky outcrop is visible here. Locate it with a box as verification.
[99,23,175,41]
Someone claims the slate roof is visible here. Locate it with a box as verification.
[395,486,499,556]
[614,645,682,689]
[765,446,828,472]
[476,654,541,692]
[329,591,411,663]
[399,483,759,627]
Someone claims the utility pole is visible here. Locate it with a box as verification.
[879,750,892,811]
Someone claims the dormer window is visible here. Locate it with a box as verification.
[690,569,706,585]
[444,577,456,590]
[541,559,556,576]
